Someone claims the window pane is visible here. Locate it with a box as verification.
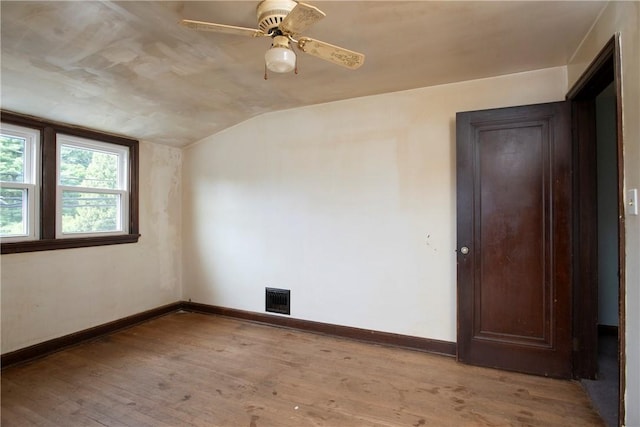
[61,191,120,234]
[60,145,118,189]
[0,188,27,236]
[0,135,25,183]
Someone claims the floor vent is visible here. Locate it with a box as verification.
[266,288,290,315]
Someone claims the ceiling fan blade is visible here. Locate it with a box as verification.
[280,2,326,35]
[297,37,365,70]
[179,19,267,38]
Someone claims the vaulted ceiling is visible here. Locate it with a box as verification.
[1,1,606,147]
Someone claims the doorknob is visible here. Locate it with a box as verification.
[460,246,469,255]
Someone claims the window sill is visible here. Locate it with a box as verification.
[1,234,140,254]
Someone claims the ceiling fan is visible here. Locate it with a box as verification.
[179,0,365,77]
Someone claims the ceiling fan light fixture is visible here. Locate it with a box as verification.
[264,35,296,73]
[265,46,296,73]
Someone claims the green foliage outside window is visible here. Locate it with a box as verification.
[0,136,24,182]
[60,145,120,234]
[0,188,25,235]
[0,135,26,235]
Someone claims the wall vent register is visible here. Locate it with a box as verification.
[265,287,290,315]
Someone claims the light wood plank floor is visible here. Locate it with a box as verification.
[1,312,603,426]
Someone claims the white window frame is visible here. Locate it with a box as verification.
[55,134,129,238]
[0,123,40,242]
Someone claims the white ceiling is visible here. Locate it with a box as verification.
[1,1,605,148]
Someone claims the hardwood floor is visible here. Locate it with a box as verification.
[1,312,603,426]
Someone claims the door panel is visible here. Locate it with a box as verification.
[456,101,572,378]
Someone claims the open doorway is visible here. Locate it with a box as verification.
[580,81,620,427]
[567,35,625,427]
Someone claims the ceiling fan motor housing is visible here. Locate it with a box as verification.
[256,0,296,34]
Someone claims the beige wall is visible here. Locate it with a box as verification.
[182,66,567,342]
[568,2,640,425]
[0,141,183,353]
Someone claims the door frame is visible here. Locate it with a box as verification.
[566,34,625,423]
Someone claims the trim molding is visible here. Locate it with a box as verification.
[1,302,181,369]
[182,302,457,357]
[1,301,457,369]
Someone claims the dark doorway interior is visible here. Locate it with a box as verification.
[583,328,619,427]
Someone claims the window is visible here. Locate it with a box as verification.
[1,111,139,253]
[57,135,129,237]
[0,124,40,241]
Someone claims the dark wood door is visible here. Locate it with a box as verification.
[456,101,572,378]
